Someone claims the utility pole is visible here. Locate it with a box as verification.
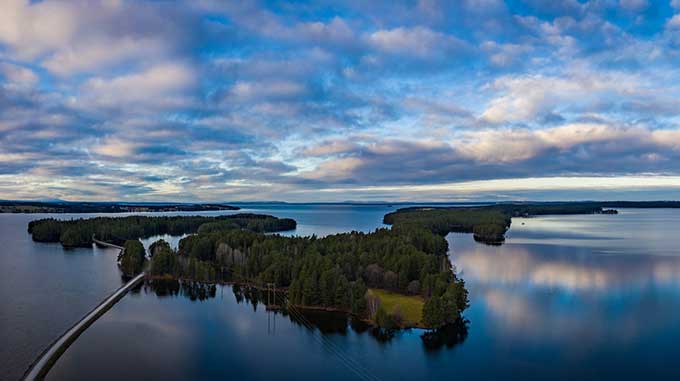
[266,282,275,307]
[266,282,276,336]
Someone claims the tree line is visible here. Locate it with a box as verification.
[27,213,296,247]
[383,203,620,244]
[0,201,239,214]
[28,210,472,329]
[147,223,469,329]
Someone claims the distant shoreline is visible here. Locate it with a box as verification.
[0,201,239,214]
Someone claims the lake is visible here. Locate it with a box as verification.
[0,203,396,380]
[3,206,680,380]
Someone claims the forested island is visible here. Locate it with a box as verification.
[27,201,674,332]
[1,200,239,214]
[27,211,468,331]
[154,224,468,330]
[382,201,666,244]
[27,214,296,247]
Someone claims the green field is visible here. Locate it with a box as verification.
[368,289,425,326]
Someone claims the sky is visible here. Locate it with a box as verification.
[1,0,680,202]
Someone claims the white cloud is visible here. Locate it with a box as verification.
[93,137,138,158]
[458,123,680,163]
[0,62,38,87]
[619,0,649,12]
[481,72,639,123]
[667,14,680,29]
[481,41,533,67]
[0,0,184,76]
[652,129,680,150]
[301,157,363,181]
[43,36,169,76]
[302,139,360,157]
[0,0,77,59]
[294,17,356,47]
[368,26,464,58]
[310,176,680,196]
[619,0,649,11]
[228,80,307,102]
[78,63,196,108]
[458,128,544,162]
[481,75,581,123]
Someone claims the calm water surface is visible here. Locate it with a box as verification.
[0,204,395,380]
[3,206,680,380]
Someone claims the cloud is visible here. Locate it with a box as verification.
[481,41,534,67]
[0,0,680,201]
[480,72,640,123]
[367,26,466,58]
[0,0,199,76]
[78,63,196,109]
[619,0,649,12]
[296,122,680,189]
[458,123,658,162]
[293,17,357,48]
[42,37,170,76]
[227,80,308,102]
[0,62,38,87]
[667,14,680,29]
[0,0,77,59]
[301,139,361,157]
[93,137,138,158]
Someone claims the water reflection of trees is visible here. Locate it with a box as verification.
[421,318,469,351]
[144,279,216,301]
[142,281,468,351]
[231,284,469,350]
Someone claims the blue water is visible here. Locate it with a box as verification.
[0,203,399,380]
[447,209,680,380]
[0,214,122,381]
[3,206,680,380]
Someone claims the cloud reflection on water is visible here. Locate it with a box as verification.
[448,210,680,346]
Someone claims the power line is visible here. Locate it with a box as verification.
[231,269,378,381]
[225,267,381,381]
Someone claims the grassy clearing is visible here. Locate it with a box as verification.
[368,289,424,326]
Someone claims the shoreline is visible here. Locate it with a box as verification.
[145,275,429,329]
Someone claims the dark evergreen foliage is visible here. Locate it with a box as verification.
[27,214,296,247]
[119,240,145,276]
[384,203,618,244]
[162,222,469,327]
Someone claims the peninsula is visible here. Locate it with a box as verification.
[384,201,680,244]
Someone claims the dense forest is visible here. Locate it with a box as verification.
[27,214,296,247]
[28,201,647,329]
[384,202,629,244]
[119,240,146,276]
[384,207,512,244]
[144,219,468,329]
[27,209,469,329]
